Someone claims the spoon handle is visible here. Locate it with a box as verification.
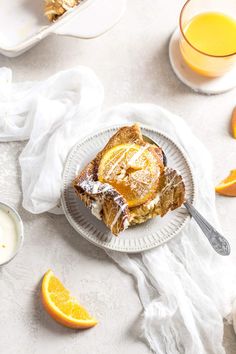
[184,201,231,256]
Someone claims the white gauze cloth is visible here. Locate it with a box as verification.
[0,67,235,353]
[0,66,104,213]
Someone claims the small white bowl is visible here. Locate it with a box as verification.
[0,201,24,266]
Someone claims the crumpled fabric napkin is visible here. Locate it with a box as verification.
[0,67,235,353]
[0,66,104,213]
[101,104,236,354]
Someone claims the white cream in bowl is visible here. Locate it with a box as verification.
[0,202,24,266]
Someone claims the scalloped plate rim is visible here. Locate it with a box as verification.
[61,124,196,253]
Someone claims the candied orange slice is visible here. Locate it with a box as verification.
[215,170,236,196]
[41,270,98,329]
[98,143,161,207]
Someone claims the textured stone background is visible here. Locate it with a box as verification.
[0,0,236,353]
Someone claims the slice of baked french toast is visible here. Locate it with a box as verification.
[73,124,185,235]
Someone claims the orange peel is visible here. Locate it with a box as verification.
[215,170,236,196]
[231,106,236,139]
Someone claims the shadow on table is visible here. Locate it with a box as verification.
[147,34,192,100]
[223,323,236,354]
[33,277,86,336]
[50,212,111,262]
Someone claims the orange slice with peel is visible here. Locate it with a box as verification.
[41,270,98,329]
[98,143,161,207]
[215,170,236,196]
[231,106,236,139]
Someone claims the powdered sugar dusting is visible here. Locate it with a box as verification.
[77,175,128,233]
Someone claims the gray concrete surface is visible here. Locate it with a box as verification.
[0,1,236,353]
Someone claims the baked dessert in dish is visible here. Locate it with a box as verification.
[44,0,81,22]
[73,124,185,236]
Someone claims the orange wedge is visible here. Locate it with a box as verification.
[98,143,161,207]
[215,170,236,196]
[231,106,236,139]
[41,270,98,329]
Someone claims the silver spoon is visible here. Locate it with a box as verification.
[143,134,231,256]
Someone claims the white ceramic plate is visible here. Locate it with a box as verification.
[61,125,195,253]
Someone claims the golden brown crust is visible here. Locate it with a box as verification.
[73,153,130,236]
[44,0,80,22]
[129,167,185,224]
[73,178,129,236]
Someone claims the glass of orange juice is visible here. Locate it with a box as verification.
[179,0,236,77]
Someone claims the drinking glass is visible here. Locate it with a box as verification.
[179,0,236,77]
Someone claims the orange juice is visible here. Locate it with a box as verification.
[180,12,236,77]
[185,12,236,56]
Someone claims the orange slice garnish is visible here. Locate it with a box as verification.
[41,270,98,329]
[98,143,161,207]
[215,170,236,196]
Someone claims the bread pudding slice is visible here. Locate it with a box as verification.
[73,124,185,236]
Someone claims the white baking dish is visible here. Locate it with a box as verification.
[0,0,126,57]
